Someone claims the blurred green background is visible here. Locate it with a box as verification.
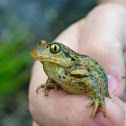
[0,0,96,125]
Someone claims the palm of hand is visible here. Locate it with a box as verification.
[29,4,126,126]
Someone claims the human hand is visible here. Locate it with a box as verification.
[29,3,126,126]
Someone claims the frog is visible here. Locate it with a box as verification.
[31,40,111,118]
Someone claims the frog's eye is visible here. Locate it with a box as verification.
[37,40,46,46]
[50,43,61,54]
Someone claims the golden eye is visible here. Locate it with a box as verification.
[50,43,61,54]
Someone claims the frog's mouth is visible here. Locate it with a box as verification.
[31,48,60,62]
[31,46,75,67]
[31,49,46,61]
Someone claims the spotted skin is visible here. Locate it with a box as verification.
[31,40,111,118]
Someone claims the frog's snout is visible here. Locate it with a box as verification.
[31,47,44,61]
[31,47,37,59]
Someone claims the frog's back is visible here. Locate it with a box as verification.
[78,55,111,98]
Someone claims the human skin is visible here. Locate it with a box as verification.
[29,2,126,126]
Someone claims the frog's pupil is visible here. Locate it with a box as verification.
[54,45,57,51]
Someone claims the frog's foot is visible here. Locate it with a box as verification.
[36,83,58,96]
[85,97,106,118]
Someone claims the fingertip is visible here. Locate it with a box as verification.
[108,75,118,92]
[29,61,48,97]
[108,74,125,98]
[33,121,39,126]
[105,97,125,126]
[93,97,125,126]
[94,113,112,126]
[31,61,47,83]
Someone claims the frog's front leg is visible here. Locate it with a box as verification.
[85,96,106,118]
[36,78,58,96]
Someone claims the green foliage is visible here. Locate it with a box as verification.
[0,26,34,97]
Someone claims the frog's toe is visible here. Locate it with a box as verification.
[86,97,106,118]
[36,83,58,96]
[101,102,106,117]
[54,85,58,91]
[36,84,45,93]
[36,84,48,96]
[89,100,99,118]
[43,86,48,96]
[85,99,95,108]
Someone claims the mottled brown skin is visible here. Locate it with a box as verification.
[31,40,111,118]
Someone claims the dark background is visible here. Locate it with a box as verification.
[0,0,96,125]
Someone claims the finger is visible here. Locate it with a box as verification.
[78,4,126,98]
[33,121,39,126]
[30,75,125,126]
[30,61,47,92]
[94,97,125,126]
[98,0,126,6]
[54,19,83,52]
[29,4,126,126]
[29,24,125,126]
[111,93,126,112]
[29,18,83,125]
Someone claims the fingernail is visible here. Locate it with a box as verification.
[107,75,118,92]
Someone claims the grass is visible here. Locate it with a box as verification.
[0,26,34,97]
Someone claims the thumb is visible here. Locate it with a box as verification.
[79,4,126,98]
